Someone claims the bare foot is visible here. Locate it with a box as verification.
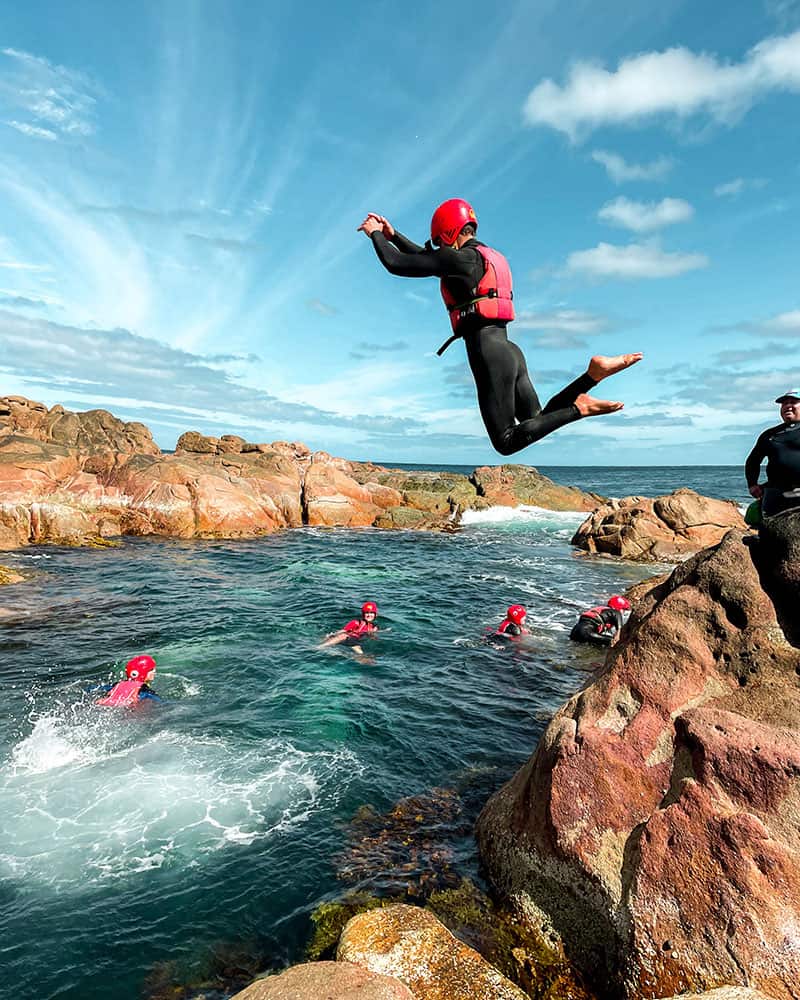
[574,394,624,417]
[587,353,643,382]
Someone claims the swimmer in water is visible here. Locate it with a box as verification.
[319,601,379,657]
[494,604,528,639]
[95,654,161,706]
[569,596,630,646]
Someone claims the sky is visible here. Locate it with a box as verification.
[0,0,799,467]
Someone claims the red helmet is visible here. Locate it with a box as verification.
[608,596,631,612]
[125,654,156,680]
[430,198,477,246]
[362,601,378,616]
[507,604,526,625]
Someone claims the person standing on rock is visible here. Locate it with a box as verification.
[746,389,800,518]
[569,596,630,646]
[358,200,642,456]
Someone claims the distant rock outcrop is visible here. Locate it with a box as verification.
[477,517,800,999]
[571,487,746,561]
[0,396,603,550]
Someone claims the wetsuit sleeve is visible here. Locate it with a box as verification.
[369,232,481,280]
[389,230,426,254]
[139,685,161,701]
[745,429,772,486]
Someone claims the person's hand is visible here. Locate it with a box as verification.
[357,215,383,237]
[749,484,764,499]
[369,213,395,237]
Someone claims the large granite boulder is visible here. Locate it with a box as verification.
[338,904,529,1000]
[477,519,800,1000]
[571,488,746,561]
[230,961,413,999]
[0,395,159,456]
[471,464,601,511]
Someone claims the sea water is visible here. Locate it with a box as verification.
[0,467,746,999]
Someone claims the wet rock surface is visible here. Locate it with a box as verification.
[477,525,800,999]
[571,488,746,561]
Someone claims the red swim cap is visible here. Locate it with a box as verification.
[608,596,631,612]
[507,604,526,625]
[362,601,378,616]
[430,198,477,246]
[125,654,156,680]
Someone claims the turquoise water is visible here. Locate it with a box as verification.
[0,468,743,999]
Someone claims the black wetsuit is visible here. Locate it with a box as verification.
[370,231,596,456]
[569,607,622,646]
[745,422,800,517]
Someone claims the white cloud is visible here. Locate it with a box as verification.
[515,309,610,333]
[1,47,100,140]
[598,196,693,232]
[713,176,768,196]
[5,119,58,140]
[591,150,673,183]
[524,31,800,139]
[566,241,709,279]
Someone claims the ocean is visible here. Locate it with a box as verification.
[0,467,745,1000]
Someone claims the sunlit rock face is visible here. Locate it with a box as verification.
[571,487,746,561]
[0,397,603,549]
[477,526,800,1000]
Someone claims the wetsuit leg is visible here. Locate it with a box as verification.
[466,327,593,457]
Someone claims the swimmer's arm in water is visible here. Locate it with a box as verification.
[318,631,346,648]
[139,684,161,701]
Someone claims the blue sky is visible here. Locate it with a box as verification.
[0,0,798,466]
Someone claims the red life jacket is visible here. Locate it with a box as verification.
[579,606,613,632]
[441,244,514,334]
[344,619,378,638]
[96,680,143,706]
[496,619,518,636]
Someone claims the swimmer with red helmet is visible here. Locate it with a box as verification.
[569,596,630,646]
[358,201,642,456]
[95,655,161,706]
[495,604,528,639]
[319,601,379,657]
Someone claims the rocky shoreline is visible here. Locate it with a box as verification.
[5,393,786,1000]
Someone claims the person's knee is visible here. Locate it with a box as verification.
[491,434,519,457]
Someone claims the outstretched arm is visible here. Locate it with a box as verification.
[358,213,479,279]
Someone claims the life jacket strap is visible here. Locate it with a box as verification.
[436,333,461,356]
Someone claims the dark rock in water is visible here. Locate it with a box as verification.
[571,488,745,561]
[143,936,281,1000]
[477,528,800,999]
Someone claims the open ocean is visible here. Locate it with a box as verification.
[0,467,745,1000]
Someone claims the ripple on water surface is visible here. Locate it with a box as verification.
[0,511,664,1000]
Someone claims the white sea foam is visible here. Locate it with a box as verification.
[0,711,361,889]
[461,504,585,527]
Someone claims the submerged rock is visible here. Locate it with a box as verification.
[477,524,800,999]
[571,487,745,561]
[230,961,413,999]
[338,903,530,1000]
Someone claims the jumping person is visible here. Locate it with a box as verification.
[95,654,161,706]
[569,596,630,646]
[319,601,379,657]
[358,200,642,456]
[745,389,800,518]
